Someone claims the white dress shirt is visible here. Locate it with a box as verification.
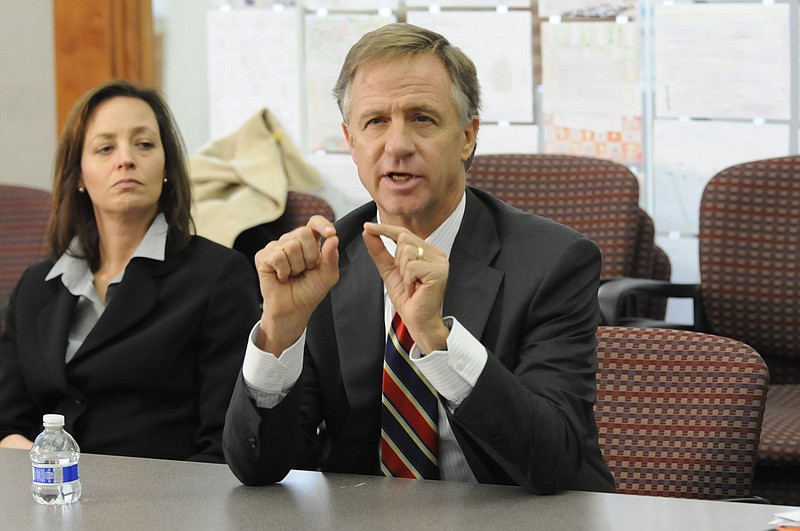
[242,194,488,482]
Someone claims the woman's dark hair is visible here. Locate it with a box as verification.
[49,80,194,271]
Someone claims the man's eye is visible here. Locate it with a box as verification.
[366,118,384,126]
[415,115,433,123]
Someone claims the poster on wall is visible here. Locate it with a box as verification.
[540,21,642,166]
[538,0,636,18]
[406,0,530,7]
[305,13,396,153]
[206,0,298,7]
[543,113,642,164]
[304,0,398,9]
[206,7,303,145]
[655,3,790,120]
[407,10,534,124]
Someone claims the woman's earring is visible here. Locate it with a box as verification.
[78,186,85,193]
[163,177,168,183]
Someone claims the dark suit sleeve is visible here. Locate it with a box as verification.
[223,293,333,485]
[223,372,308,484]
[189,250,260,462]
[0,269,45,442]
[449,236,614,493]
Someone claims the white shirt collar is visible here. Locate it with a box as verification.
[377,191,466,260]
[45,213,169,298]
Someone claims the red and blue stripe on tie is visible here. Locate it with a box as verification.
[381,312,440,479]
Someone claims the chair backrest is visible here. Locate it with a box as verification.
[0,185,52,296]
[279,191,336,230]
[630,208,671,319]
[467,154,652,279]
[467,153,670,319]
[698,156,800,383]
[594,326,769,499]
[232,191,335,269]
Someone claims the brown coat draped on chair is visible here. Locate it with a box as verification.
[189,108,324,247]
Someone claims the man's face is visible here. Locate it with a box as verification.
[342,54,478,238]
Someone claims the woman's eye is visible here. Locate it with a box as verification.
[96,146,113,154]
[137,141,155,149]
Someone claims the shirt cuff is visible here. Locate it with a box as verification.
[242,321,305,407]
[410,316,488,408]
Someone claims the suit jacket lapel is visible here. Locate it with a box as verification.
[74,254,179,359]
[331,230,385,406]
[38,286,79,391]
[444,189,503,341]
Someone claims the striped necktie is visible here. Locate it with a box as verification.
[380,311,439,479]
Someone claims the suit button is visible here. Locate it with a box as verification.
[74,399,83,406]
[489,429,506,448]
[246,433,257,449]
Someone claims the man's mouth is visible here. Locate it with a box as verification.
[387,172,413,182]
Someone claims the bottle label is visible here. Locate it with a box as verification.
[32,464,79,484]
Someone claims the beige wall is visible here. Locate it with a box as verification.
[0,0,56,191]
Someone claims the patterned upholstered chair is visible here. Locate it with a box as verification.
[595,326,769,499]
[467,154,670,320]
[598,156,800,504]
[0,185,52,332]
[233,191,335,271]
[630,209,671,320]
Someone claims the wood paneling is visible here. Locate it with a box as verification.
[53,0,154,132]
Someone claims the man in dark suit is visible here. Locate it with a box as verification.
[223,23,615,494]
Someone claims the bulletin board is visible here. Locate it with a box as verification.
[407,10,535,123]
[654,3,790,120]
[202,0,800,235]
[649,1,796,233]
[538,0,636,18]
[206,7,303,143]
[205,1,538,155]
[540,20,643,166]
[305,13,396,153]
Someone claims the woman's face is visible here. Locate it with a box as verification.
[79,96,165,225]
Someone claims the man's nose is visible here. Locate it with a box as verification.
[384,123,415,159]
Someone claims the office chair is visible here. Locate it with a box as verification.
[467,153,670,320]
[630,209,671,319]
[597,156,800,504]
[595,326,769,500]
[0,185,52,332]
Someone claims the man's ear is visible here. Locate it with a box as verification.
[341,121,357,164]
[461,116,479,162]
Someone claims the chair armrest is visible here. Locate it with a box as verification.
[598,278,704,328]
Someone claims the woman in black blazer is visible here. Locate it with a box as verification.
[0,81,259,462]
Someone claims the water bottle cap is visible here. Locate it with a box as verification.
[42,414,65,427]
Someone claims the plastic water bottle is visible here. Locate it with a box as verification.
[30,414,82,505]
